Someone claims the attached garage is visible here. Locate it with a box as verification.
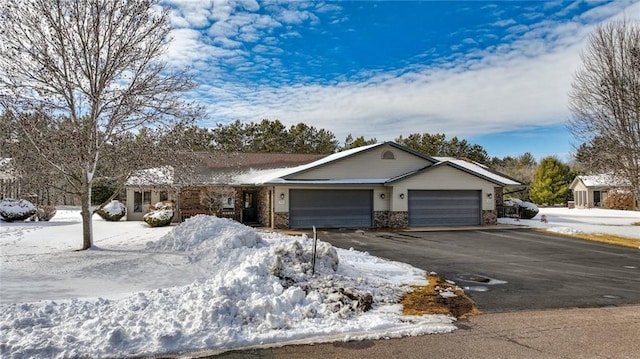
[408,190,481,227]
[289,189,373,229]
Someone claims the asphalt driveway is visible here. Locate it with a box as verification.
[313,228,640,313]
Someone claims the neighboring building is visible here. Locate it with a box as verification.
[125,142,521,229]
[570,174,631,208]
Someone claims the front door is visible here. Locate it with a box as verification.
[242,191,258,223]
[594,191,601,206]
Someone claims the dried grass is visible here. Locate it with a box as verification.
[401,274,480,319]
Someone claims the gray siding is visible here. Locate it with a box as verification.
[408,190,481,226]
[288,144,432,181]
[289,189,372,229]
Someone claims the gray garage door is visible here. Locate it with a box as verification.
[408,190,481,226]
[289,189,372,229]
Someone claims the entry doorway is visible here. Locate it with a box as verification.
[242,191,258,224]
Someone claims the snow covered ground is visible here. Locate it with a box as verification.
[498,207,640,239]
[2,206,638,358]
[0,210,455,359]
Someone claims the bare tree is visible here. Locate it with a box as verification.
[568,19,640,208]
[0,0,200,249]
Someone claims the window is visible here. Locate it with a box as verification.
[381,150,395,160]
[134,191,151,212]
[159,191,168,202]
[244,192,254,208]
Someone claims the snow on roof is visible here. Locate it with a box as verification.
[577,174,630,188]
[124,144,520,188]
[264,178,390,185]
[432,157,521,186]
[125,166,174,186]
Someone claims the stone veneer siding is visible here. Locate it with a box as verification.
[373,211,408,229]
[481,186,504,225]
[483,210,497,225]
[256,187,270,227]
[274,212,289,229]
[494,186,504,208]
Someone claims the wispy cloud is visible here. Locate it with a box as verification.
[162,0,640,144]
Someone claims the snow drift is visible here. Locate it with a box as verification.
[1,215,455,359]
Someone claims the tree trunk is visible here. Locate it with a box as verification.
[80,188,93,250]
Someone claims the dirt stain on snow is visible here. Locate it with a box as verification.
[401,274,480,319]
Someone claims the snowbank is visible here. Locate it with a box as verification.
[0,212,455,359]
[499,207,640,239]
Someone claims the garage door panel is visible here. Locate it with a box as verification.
[409,190,480,226]
[290,190,372,229]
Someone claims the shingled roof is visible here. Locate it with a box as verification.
[185,152,327,185]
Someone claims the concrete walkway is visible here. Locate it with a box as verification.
[212,305,640,359]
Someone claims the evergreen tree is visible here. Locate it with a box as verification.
[210,119,338,154]
[395,133,489,164]
[529,157,572,205]
[341,134,378,150]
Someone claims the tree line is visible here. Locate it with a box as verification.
[1,110,583,206]
[1,0,637,251]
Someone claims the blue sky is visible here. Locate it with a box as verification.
[161,0,639,160]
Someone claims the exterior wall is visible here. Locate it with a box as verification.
[288,144,433,181]
[175,185,270,225]
[126,187,177,221]
[374,211,408,228]
[572,180,588,208]
[484,186,502,224]
[483,210,497,225]
[391,165,497,212]
[274,212,289,229]
[257,188,271,226]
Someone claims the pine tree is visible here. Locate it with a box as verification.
[529,157,572,205]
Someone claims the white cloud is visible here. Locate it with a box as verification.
[492,19,516,27]
[174,0,639,145]
[202,42,581,141]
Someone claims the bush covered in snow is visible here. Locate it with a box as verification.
[96,200,127,221]
[35,205,57,221]
[143,201,175,227]
[0,198,37,222]
[504,198,539,219]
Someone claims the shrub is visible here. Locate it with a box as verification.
[0,198,37,222]
[36,205,57,221]
[603,192,635,210]
[504,198,539,219]
[96,200,127,221]
[143,201,174,227]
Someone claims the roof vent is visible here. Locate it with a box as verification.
[381,150,395,160]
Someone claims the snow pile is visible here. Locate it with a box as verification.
[1,214,455,359]
[499,207,640,239]
[147,215,263,253]
[0,198,36,221]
